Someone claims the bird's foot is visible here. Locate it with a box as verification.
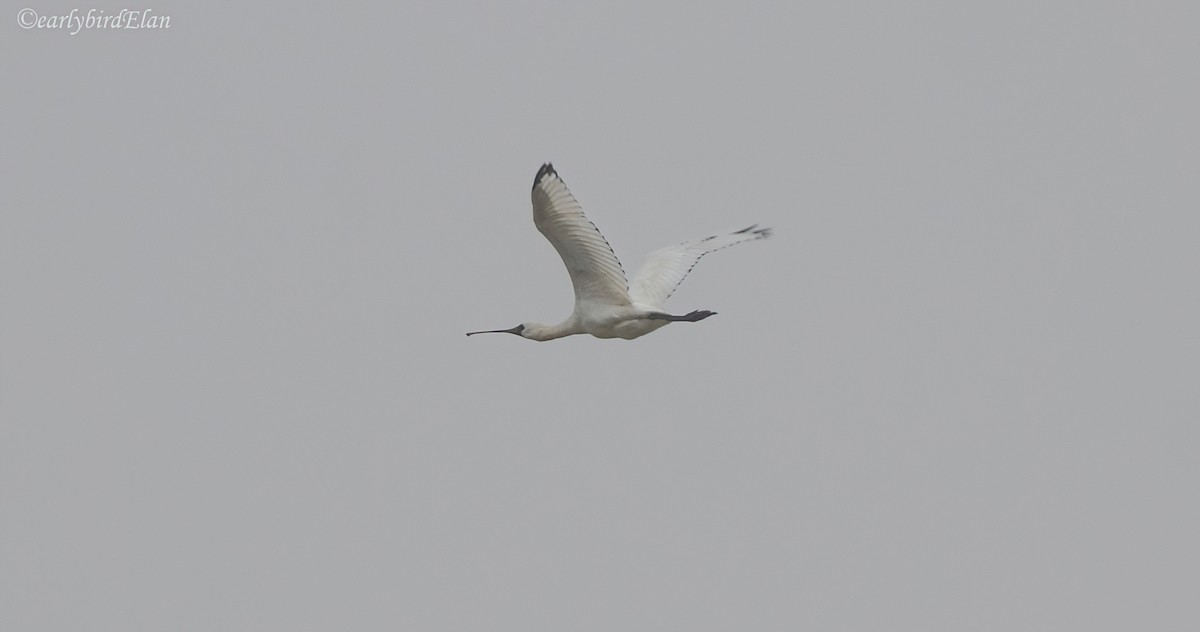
[683,310,716,321]
[649,310,717,322]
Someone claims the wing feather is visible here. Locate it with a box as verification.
[629,225,772,308]
[531,164,631,307]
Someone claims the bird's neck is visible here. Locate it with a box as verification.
[525,319,581,342]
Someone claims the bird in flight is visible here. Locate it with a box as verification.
[466,163,771,341]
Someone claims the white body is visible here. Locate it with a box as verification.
[555,301,668,340]
[466,163,770,342]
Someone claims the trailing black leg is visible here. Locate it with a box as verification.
[647,310,717,322]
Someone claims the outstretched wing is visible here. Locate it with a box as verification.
[531,163,631,307]
[629,225,772,308]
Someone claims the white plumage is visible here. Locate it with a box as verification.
[630,228,773,309]
[467,163,771,342]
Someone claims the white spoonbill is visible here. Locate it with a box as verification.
[466,163,771,341]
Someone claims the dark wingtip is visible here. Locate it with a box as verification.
[533,163,557,191]
[734,224,772,239]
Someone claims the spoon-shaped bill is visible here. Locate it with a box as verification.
[465,324,524,337]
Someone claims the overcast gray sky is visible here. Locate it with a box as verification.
[3,1,1198,630]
